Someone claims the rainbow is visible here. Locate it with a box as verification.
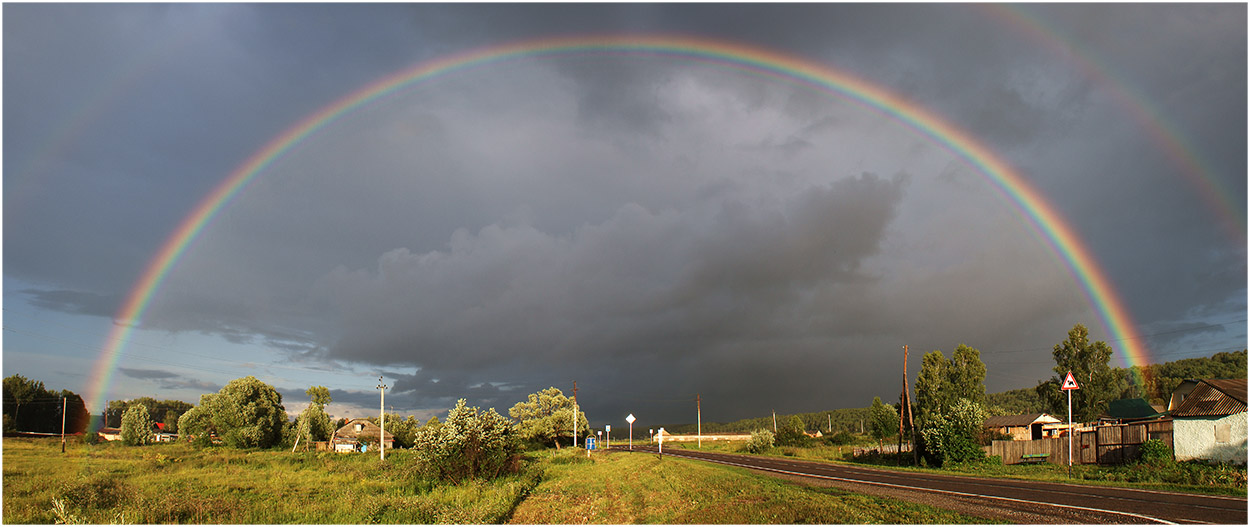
[984,4,1246,242]
[85,35,1150,411]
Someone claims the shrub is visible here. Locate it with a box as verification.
[918,398,987,466]
[120,404,155,446]
[1139,439,1173,465]
[825,431,855,445]
[743,428,775,454]
[776,416,813,447]
[414,399,520,482]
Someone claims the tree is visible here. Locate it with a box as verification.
[306,386,332,407]
[948,344,986,406]
[508,387,589,449]
[1036,324,1118,422]
[775,415,812,447]
[120,404,155,446]
[296,402,334,445]
[294,384,334,448]
[415,399,519,482]
[178,376,288,448]
[869,397,898,449]
[916,345,987,430]
[3,375,45,430]
[915,350,949,428]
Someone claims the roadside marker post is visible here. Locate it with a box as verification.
[657,427,665,459]
[1061,371,1080,476]
[626,414,636,450]
[606,424,611,450]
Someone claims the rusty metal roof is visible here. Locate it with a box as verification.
[1170,379,1247,418]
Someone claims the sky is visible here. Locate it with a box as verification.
[3,3,1246,429]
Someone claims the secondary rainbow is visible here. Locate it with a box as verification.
[85,35,1150,411]
[984,4,1245,243]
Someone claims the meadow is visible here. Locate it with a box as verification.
[2,437,993,524]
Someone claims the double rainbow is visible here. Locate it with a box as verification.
[85,35,1149,411]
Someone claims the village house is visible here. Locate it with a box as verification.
[1168,378,1247,464]
[332,418,395,452]
[983,413,1062,441]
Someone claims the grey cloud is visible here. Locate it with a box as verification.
[19,289,121,317]
[313,174,909,405]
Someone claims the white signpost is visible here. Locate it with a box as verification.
[657,427,665,458]
[626,414,636,450]
[1061,371,1080,474]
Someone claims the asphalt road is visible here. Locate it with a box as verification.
[622,445,1247,524]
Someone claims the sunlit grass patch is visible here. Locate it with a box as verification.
[509,448,992,524]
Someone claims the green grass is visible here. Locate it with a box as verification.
[2,437,539,524]
[509,448,996,524]
[662,440,1247,497]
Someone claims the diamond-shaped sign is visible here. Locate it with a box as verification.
[1061,371,1080,391]
[626,414,636,424]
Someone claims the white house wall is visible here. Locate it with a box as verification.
[1173,412,1247,464]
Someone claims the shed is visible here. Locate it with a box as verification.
[1169,379,1246,464]
[332,418,394,450]
[983,413,1062,440]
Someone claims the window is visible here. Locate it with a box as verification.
[1214,423,1231,443]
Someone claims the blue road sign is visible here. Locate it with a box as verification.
[586,437,596,450]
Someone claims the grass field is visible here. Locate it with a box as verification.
[2,438,538,524]
[509,448,994,524]
[3,437,994,524]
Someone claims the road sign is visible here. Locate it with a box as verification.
[586,437,596,450]
[605,424,610,431]
[1061,371,1080,390]
[626,414,635,424]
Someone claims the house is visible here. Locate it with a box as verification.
[984,413,1062,440]
[332,418,394,451]
[1169,379,1247,464]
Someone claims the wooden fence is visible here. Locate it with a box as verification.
[986,419,1172,465]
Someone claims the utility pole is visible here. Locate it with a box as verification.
[905,345,918,465]
[696,394,702,449]
[61,397,67,453]
[827,414,832,434]
[772,409,777,433]
[572,381,578,449]
[377,377,387,461]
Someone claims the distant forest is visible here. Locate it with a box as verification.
[664,350,1246,433]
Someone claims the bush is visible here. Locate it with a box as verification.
[121,404,155,446]
[1139,439,1173,465]
[743,428,775,454]
[775,416,813,447]
[414,399,520,482]
[825,431,855,445]
[918,398,986,466]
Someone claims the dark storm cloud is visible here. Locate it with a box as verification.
[4,4,1244,423]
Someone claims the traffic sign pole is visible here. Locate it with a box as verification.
[1061,370,1080,477]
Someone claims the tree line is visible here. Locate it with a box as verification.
[2,375,90,434]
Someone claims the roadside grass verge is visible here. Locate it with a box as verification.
[509,448,996,524]
[662,440,1247,497]
[2,437,540,524]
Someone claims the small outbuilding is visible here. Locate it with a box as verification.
[984,413,1062,441]
[1169,378,1246,464]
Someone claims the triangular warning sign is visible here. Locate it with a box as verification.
[1061,371,1080,390]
